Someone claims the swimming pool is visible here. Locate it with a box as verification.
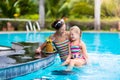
[0,32,120,80]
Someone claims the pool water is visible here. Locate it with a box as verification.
[13,54,120,80]
[0,32,120,80]
[0,32,52,47]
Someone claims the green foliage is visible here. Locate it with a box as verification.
[1,0,120,19]
[101,0,120,17]
[68,20,94,30]
[0,0,38,18]
[0,0,19,18]
[19,14,39,20]
[18,0,38,15]
[70,2,94,18]
[45,0,94,19]
[45,0,66,18]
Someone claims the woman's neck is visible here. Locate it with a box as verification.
[55,31,66,36]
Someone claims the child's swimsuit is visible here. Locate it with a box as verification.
[70,44,85,59]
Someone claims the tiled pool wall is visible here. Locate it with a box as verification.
[0,54,56,79]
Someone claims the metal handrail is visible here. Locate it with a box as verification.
[26,21,40,32]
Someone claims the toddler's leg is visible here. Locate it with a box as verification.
[62,59,70,66]
[66,59,75,71]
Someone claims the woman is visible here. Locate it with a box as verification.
[35,19,70,61]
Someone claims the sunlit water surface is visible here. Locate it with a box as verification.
[0,32,120,80]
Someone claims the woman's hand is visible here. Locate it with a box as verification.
[35,47,42,58]
[35,47,41,53]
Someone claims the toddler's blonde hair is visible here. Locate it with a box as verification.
[70,26,82,37]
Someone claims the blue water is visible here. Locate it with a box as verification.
[0,32,120,80]
[0,32,52,46]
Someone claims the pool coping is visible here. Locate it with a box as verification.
[0,53,57,79]
[0,31,120,34]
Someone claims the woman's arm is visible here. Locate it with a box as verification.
[35,42,46,53]
[35,34,54,53]
[66,42,72,60]
[61,42,71,65]
[65,31,71,60]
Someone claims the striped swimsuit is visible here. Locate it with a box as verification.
[70,44,83,59]
[53,40,69,61]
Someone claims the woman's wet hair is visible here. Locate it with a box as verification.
[51,19,64,30]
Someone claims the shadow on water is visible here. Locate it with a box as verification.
[9,42,40,63]
[0,42,41,68]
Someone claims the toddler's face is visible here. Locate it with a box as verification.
[70,31,79,41]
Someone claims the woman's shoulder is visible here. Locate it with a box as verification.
[49,34,55,41]
[65,31,70,38]
[49,34,53,38]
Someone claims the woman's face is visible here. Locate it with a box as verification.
[58,24,66,33]
[70,31,79,41]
